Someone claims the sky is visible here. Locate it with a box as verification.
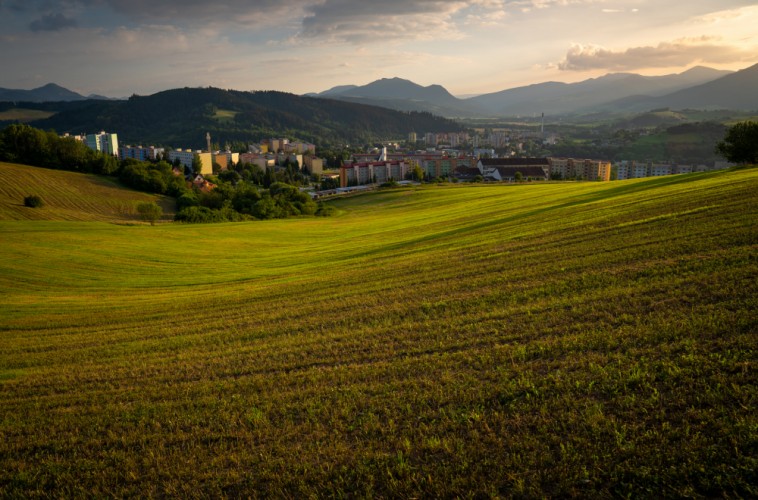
[0,0,756,98]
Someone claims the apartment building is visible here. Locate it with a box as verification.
[120,145,164,161]
[212,151,240,171]
[421,155,476,178]
[549,158,611,181]
[617,161,700,180]
[340,160,410,187]
[168,149,213,175]
[86,131,119,156]
[284,141,316,155]
[303,155,324,175]
[238,152,275,170]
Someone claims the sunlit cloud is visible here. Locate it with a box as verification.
[557,37,754,71]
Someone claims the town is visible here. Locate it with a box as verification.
[71,128,734,197]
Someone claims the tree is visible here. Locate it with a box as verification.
[407,163,424,182]
[716,121,758,165]
[514,171,523,182]
[191,154,204,175]
[136,201,163,225]
[24,195,44,208]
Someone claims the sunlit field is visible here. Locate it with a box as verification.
[0,162,173,222]
[1,166,756,497]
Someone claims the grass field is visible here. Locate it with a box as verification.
[0,166,756,497]
[0,162,174,222]
[0,108,56,122]
[213,109,239,124]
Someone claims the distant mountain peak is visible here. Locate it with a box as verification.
[0,82,89,102]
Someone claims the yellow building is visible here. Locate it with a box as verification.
[168,149,213,175]
[549,158,611,181]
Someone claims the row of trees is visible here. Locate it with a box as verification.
[0,123,332,223]
[0,124,118,174]
[175,180,323,222]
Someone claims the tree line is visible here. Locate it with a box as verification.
[0,123,119,174]
[0,123,331,223]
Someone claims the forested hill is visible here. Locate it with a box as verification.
[24,87,464,148]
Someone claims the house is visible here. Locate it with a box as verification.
[478,158,551,180]
[487,166,548,182]
[454,166,481,180]
[193,174,215,192]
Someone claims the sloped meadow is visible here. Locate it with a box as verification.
[1,169,756,497]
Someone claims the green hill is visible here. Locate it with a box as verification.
[14,87,464,148]
[0,162,174,222]
[0,169,756,497]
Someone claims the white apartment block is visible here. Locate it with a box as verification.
[86,131,119,156]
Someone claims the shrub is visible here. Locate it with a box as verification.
[175,206,220,223]
[24,195,44,208]
[136,201,163,225]
[315,203,337,217]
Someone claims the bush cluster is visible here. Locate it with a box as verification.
[174,181,319,223]
[23,195,44,208]
[119,159,187,196]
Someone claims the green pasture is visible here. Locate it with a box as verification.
[620,133,667,161]
[0,162,174,222]
[213,109,239,123]
[1,167,756,496]
[0,108,55,122]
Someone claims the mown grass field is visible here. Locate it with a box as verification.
[0,162,174,222]
[0,108,56,122]
[0,166,756,497]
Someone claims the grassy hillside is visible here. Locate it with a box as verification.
[0,169,756,497]
[618,122,726,163]
[0,108,55,122]
[0,162,174,222]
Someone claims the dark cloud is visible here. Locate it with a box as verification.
[1,0,31,12]
[299,0,468,42]
[64,0,473,38]
[29,12,78,31]
[90,0,295,22]
[8,1,493,40]
[557,39,751,71]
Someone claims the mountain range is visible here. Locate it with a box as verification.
[311,64,758,117]
[17,87,463,148]
[0,83,112,102]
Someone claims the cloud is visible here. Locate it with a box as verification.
[2,0,29,12]
[29,12,77,31]
[297,0,468,43]
[557,38,753,71]
[79,0,304,24]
